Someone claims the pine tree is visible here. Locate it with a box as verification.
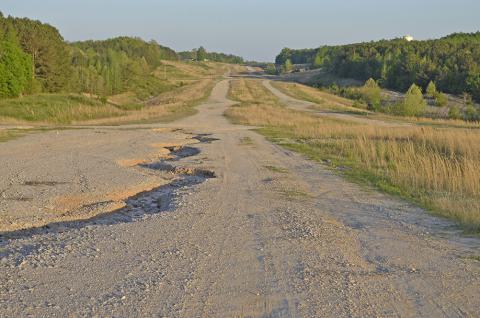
[426,81,437,99]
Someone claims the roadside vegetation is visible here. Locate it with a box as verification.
[276,32,480,101]
[0,12,239,125]
[274,33,480,122]
[227,79,480,233]
[0,94,123,124]
[273,80,480,129]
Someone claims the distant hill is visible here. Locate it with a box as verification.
[275,32,480,100]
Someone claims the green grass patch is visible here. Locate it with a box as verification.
[129,75,177,100]
[0,94,125,124]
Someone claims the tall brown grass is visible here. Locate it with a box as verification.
[227,79,480,232]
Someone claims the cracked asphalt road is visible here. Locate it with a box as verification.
[1,80,479,317]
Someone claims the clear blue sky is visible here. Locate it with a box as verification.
[2,0,479,61]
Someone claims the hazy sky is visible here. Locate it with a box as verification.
[2,0,479,61]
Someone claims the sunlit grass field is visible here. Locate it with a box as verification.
[227,79,480,232]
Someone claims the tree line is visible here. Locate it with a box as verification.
[0,12,179,99]
[275,33,480,101]
[69,37,178,99]
[179,47,244,64]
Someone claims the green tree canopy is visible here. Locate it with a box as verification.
[0,23,32,98]
[9,17,70,92]
[276,32,480,101]
[283,59,293,73]
[396,84,426,116]
[196,46,207,61]
[361,78,382,110]
[178,49,244,64]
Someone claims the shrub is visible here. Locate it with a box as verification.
[465,105,479,121]
[394,84,426,116]
[435,92,448,106]
[448,105,462,119]
[361,78,382,111]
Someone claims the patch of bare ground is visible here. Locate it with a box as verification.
[0,124,215,233]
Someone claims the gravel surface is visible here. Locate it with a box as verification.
[1,80,479,317]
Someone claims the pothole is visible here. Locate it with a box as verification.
[167,146,201,161]
[141,162,215,178]
[193,134,220,144]
[172,167,216,178]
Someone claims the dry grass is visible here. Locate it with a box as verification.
[0,61,233,126]
[75,79,217,125]
[227,79,480,232]
[228,78,280,105]
[275,81,480,129]
[271,81,355,110]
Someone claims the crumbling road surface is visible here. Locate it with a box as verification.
[1,80,479,317]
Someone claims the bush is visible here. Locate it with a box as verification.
[265,63,278,75]
[394,84,426,116]
[435,92,448,106]
[99,96,108,105]
[353,100,367,109]
[448,106,462,119]
[465,105,479,121]
[361,78,382,111]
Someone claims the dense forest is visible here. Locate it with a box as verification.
[179,47,244,64]
[69,37,178,99]
[0,12,211,100]
[276,33,480,101]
